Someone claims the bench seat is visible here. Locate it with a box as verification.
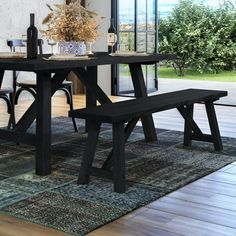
[69,89,227,123]
[69,89,227,193]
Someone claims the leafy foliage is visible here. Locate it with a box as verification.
[158,0,236,75]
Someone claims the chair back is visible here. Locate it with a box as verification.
[7,39,44,92]
[7,39,43,55]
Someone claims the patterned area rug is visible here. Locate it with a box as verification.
[0,117,236,235]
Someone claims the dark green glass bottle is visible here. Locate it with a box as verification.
[27,13,38,59]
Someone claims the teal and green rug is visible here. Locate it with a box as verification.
[0,117,236,235]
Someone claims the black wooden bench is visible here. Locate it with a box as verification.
[69,89,227,193]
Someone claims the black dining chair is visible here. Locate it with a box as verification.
[7,39,78,132]
[0,77,15,130]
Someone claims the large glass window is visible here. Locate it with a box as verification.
[112,0,158,95]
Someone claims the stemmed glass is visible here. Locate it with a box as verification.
[47,39,57,55]
[20,34,27,53]
[108,34,117,55]
[87,41,95,55]
[21,34,27,44]
[117,43,127,52]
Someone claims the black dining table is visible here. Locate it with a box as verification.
[0,52,176,176]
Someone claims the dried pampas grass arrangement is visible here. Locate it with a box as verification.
[42,0,103,42]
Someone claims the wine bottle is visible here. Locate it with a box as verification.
[107,18,117,54]
[27,13,38,59]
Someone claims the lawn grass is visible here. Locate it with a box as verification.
[158,67,236,82]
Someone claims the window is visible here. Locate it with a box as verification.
[111,0,158,95]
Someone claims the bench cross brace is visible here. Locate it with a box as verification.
[102,118,139,170]
[178,103,223,151]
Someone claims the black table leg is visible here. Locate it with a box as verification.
[85,67,98,131]
[14,71,70,133]
[73,67,112,105]
[35,72,52,176]
[129,63,157,142]
[73,67,112,131]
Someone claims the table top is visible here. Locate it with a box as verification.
[0,52,176,72]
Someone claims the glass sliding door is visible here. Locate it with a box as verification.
[117,0,135,94]
[112,0,158,95]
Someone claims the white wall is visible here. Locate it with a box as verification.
[86,0,111,95]
[0,0,63,88]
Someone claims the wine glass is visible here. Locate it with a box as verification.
[86,41,95,55]
[21,34,27,45]
[18,34,27,53]
[47,39,57,55]
[117,43,127,52]
[108,34,117,55]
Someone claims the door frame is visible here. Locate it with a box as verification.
[111,0,159,96]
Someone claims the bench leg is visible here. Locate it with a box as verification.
[68,84,78,132]
[102,118,139,171]
[183,104,194,147]
[205,102,223,151]
[113,122,126,193]
[78,121,101,184]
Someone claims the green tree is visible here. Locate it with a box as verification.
[158,0,236,75]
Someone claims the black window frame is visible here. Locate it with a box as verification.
[111,0,159,96]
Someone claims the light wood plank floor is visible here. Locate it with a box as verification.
[0,95,236,236]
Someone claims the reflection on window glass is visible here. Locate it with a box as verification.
[147,65,156,90]
[119,0,135,31]
[137,0,146,31]
[142,65,147,81]
[119,32,135,51]
[147,32,155,53]
[119,64,134,92]
[137,32,146,52]
[147,0,156,31]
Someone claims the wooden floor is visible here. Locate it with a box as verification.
[0,95,236,236]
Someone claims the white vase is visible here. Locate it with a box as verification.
[58,41,86,55]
